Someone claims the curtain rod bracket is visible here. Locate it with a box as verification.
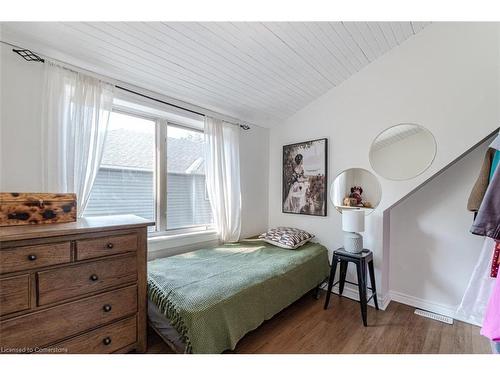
[12,48,45,63]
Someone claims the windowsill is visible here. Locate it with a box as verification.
[147,229,219,256]
[148,229,218,243]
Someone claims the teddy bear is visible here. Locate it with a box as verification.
[349,186,363,206]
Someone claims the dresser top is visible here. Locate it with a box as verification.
[0,214,155,242]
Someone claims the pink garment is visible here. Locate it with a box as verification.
[491,241,500,278]
[481,272,500,341]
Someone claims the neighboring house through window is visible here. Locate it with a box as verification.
[166,124,212,230]
[84,95,214,235]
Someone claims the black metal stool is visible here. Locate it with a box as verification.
[324,248,379,326]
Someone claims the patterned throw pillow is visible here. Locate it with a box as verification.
[259,227,314,249]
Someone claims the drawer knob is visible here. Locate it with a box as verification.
[27,254,37,261]
[106,242,114,249]
[102,304,112,312]
[102,337,112,345]
[89,274,99,281]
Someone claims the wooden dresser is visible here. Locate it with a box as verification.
[0,214,153,354]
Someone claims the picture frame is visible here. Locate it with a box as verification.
[282,138,328,216]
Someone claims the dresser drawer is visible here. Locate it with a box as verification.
[0,274,30,316]
[50,316,137,354]
[0,285,137,349]
[76,233,138,261]
[37,255,137,305]
[0,242,71,274]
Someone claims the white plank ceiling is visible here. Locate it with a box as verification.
[1,22,430,127]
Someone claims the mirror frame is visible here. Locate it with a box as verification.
[330,167,382,215]
[368,123,437,181]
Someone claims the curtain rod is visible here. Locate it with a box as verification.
[116,85,204,117]
[3,41,251,130]
[117,86,251,130]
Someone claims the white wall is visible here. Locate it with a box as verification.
[268,22,500,308]
[0,43,44,191]
[0,43,269,247]
[390,139,490,318]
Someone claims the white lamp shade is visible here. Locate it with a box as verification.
[342,210,365,232]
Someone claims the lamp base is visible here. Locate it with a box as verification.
[344,232,363,253]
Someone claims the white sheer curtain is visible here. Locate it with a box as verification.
[204,117,241,243]
[41,61,114,216]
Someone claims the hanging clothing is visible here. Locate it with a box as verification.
[491,242,500,278]
[489,133,500,151]
[490,150,500,181]
[456,237,497,325]
[471,165,500,240]
[463,136,500,346]
[467,148,496,212]
[481,269,500,341]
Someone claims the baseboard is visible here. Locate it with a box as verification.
[321,285,482,327]
[320,284,390,311]
[388,290,480,327]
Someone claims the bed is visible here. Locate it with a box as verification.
[147,239,330,354]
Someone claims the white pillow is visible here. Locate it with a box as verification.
[259,227,314,249]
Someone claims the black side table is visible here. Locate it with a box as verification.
[324,248,379,326]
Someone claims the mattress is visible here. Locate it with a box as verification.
[147,240,329,354]
[148,298,187,353]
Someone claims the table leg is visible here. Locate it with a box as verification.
[339,260,348,296]
[368,260,379,310]
[324,255,338,309]
[356,260,368,326]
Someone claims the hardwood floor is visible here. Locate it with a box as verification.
[146,291,492,354]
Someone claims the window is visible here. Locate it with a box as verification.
[84,99,213,235]
[84,111,156,222]
[166,124,213,230]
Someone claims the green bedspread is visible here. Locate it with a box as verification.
[147,240,330,354]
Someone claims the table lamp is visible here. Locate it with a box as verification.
[342,209,365,253]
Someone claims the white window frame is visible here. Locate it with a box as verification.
[108,100,214,237]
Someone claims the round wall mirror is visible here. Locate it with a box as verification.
[330,168,382,215]
[369,123,437,180]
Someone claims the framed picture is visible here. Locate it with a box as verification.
[282,138,328,216]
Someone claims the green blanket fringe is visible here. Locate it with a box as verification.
[148,279,193,353]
